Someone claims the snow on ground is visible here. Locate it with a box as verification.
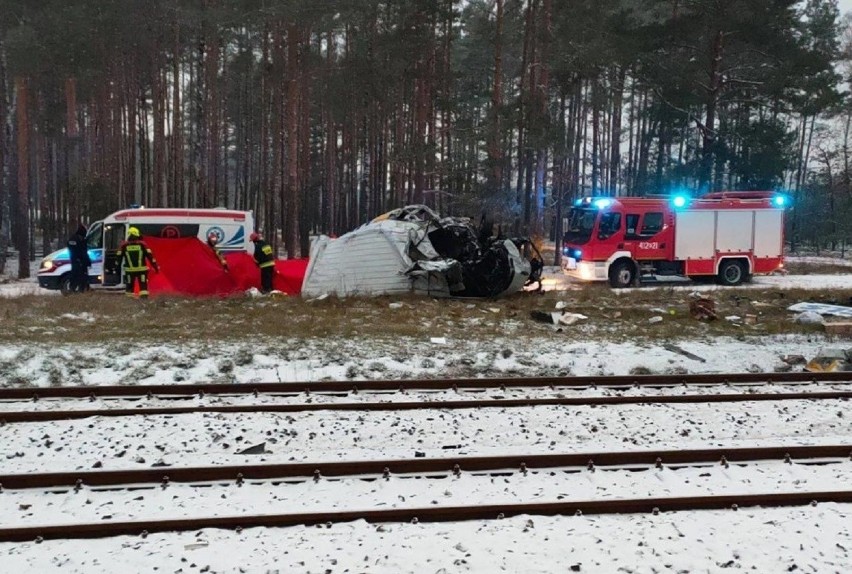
[3,507,850,573]
[1,257,850,572]
[0,335,840,388]
[787,255,852,267]
[537,265,852,291]
[3,398,849,474]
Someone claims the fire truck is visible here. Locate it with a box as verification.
[562,191,787,288]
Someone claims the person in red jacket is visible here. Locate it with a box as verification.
[117,227,159,298]
[250,232,275,293]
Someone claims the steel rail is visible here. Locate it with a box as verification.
[1,490,851,542]
[2,390,851,423]
[1,444,849,491]
[0,371,849,401]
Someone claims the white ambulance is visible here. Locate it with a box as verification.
[38,207,255,293]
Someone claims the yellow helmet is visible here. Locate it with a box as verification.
[128,227,140,238]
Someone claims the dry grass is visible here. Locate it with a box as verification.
[783,261,852,275]
[0,283,847,346]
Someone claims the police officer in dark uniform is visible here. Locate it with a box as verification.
[250,232,275,294]
[117,227,159,298]
[66,224,92,293]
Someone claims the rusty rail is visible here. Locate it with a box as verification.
[2,390,851,423]
[0,371,849,401]
[0,444,849,491]
[1,490,850,542]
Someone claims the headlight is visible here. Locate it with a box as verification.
[41,260,53,270]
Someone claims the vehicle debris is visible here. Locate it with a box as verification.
[689,296,717,321]
[302,205,543,298]
[793,311,823,325]
[236,442,270,455]
[663,344,707,363]
[787,302,852,318]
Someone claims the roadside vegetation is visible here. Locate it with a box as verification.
[0,285,843,346]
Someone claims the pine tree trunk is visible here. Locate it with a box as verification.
[15,77,30,278]
[0,41,8,275]
[172,20,184,206]
[487,0,504,200]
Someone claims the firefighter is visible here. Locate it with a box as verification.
[250,232,275,294]
[66,224,92,293]
[207,232,229,272]
[117,227,159,298]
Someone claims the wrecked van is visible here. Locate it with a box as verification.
[302,205,542,298]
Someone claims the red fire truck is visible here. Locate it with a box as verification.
[562,191,788,288]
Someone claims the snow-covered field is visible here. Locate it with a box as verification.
[1,262,851,573]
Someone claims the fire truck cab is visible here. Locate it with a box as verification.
[562,192,787,288]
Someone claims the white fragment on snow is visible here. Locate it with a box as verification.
[430,337,447,345]
[557,313,587,326]
[648,316,664,324]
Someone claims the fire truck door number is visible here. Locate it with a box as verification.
[639,242,659,250]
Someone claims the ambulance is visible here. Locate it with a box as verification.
[38,207,254,293]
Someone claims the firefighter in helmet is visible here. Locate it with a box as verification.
[207,231,229,272]
[250,232,275,293]
[117,227,159,298]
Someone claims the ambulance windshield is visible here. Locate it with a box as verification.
[564,208,597,244]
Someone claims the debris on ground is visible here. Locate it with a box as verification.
[236,442,269,455]
[804,348,852,372]
[302,204,544,298]
[663,344,707,363]
[780,354,807,366]
[793,311,824,325]
[648,316,664,324]
[530,310,588,328]
[689,296,717,321]
[725,315,741,322]
[787,302,852,318]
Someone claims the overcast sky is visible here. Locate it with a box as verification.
[841,0,852,17]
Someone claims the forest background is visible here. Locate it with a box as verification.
[1,0,851,278]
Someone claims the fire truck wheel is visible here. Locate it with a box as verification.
[717,259,746,286]
[608,260,636,288]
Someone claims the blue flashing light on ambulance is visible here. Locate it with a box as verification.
[38,207,255,294]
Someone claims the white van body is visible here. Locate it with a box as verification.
[38,208,254,293]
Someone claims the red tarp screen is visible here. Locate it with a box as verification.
[140,237,307,296]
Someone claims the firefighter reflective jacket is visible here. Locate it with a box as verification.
[118,239,158,273]
[253,239,275,269]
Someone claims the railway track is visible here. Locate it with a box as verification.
[1,371,849,401]
[1,445,850,542]
[3,372,851,423]
[1,492,850,543]
[1,444,848,490]
[3,391,851,423]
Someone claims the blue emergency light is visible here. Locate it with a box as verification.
[593,198,612,209]
[672,195,688,208]
[773,195,787,207]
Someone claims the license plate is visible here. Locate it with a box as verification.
[564,257,577,270]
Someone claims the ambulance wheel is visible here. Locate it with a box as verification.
[717,260,746,286]
[59,274,74,296]
[608,260,636,289]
